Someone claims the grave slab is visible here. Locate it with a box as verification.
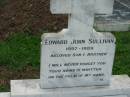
[0,92,10,97]
[11,75,130,97]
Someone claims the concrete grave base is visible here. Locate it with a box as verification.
[0,92,10,97]
[10,75,130,97]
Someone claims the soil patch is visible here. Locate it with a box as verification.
[0,0,68,40]
[0,65,39,91]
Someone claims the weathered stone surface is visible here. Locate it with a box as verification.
[51,0,114,14]
[94,14,130,32]
[40,29,116,88]
[51,0,130,32]
[11,75,130,97]
[0,92,10,97]
[40,0,115,88]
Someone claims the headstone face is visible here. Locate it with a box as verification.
[40,0,116,89]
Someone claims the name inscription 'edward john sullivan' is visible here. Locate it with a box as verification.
[44,39,115,45]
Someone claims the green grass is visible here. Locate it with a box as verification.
[0,32,130,91]
[0,0,8,7]
[0,33,41,70]
[113,32,130,76]
[0,85,9,92]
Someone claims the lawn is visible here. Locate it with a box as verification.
[0,32,130,91]
[0,32,41,92]
[113,32,130,76]
[0,33,40,70]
